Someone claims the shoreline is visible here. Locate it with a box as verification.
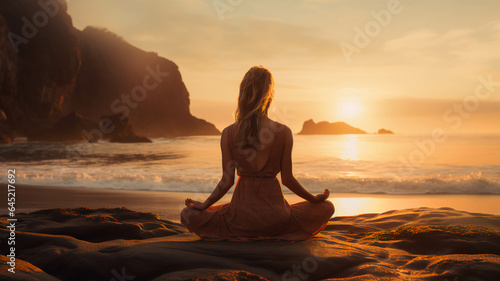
[2,184,500,222]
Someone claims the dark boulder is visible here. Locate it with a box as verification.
[101,114,152,143]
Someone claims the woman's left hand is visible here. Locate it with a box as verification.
[185,198,207,210]
[313,189,330,202]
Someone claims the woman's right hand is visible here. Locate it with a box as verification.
[185,198,208,210]
[314,189,330,202]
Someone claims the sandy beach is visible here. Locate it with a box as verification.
[1,185,500,280]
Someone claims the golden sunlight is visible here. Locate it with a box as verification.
[341,135,359,160]
[331,198,366,217]
[338,100,362,118]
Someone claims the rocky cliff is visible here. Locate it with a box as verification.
[75,27,219,137]
[0,0,219,143]
[0,0,80,140]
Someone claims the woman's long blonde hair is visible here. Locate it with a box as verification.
[234,66,274,146]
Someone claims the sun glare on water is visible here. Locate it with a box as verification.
[341,135,359,161]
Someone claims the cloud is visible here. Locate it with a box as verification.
[384,22,500,67]
[70,0,345,69]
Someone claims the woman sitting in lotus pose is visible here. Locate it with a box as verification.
[181,66,334,241]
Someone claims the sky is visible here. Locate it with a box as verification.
[68,0,500,134]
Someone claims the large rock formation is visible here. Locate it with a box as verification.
[0,14,17,144]
[75,27,219,137]
[0,0,80,135]
[0,0,219,143]
[298,119,367,135]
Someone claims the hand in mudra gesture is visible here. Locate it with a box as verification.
[185,198,207,210]
[314,189,330,202]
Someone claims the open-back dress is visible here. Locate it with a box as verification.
[181,122,334,241]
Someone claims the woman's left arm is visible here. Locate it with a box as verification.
[185,127,235,210]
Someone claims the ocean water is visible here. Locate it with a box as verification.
[1,134,499,195]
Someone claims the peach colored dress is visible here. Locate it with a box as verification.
[181,124,334,241]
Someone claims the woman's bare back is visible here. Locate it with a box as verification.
[236,116,282,173]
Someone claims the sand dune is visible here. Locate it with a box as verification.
[1,207,499,281]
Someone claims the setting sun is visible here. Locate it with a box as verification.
[338,100,362,118]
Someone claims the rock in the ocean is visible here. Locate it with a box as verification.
[378,128,394,134]
[101,114,152,143]
[298,119,367,135]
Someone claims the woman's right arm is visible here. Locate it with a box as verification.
[186,126,235,210]
[280,126,329,203]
